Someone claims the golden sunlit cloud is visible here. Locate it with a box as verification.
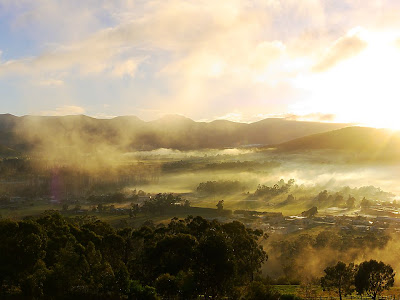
[39,105,86,116]
[293,29,400,129]
[312,28,368,72]
[284,113,337,122]
[2,0,400,127]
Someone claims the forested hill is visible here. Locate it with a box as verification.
[0,114,348,154]
[0,212,267,299]
[276,126,400,160]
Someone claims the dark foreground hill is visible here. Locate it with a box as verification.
[0,114,348,155]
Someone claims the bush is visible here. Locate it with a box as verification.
[240,281,281,300]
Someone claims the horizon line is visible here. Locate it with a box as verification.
[0,112,357,126]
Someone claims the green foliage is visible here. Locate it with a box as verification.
[321,261,355,300]
[271,230,391,280]
[155,273,178,299]
[0,212,267,299]
[254,179,294,200]
[355,260,395,300]
[346,196,356,208]
[216,199,224,211]
[361,197,373,208]
[314,190,348,207]
[129,280,160,300]
[141,193,185,215]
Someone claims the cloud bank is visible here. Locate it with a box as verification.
[1,0,400,125]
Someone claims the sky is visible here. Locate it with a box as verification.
[1,0,400,128]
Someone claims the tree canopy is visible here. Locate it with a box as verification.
[355,260,395,300]
[321,261,355,300]
[0,212,267,299]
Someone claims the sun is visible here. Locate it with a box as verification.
[293,30,400,130]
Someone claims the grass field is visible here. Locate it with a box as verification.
[273,285,300,295]
[272,285,400,298]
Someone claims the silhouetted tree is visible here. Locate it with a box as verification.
[321,261,355,300]
[355,260,394,300]
[216,200,224,212]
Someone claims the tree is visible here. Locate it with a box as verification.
[316,190,328,203]
[355,260,395,300]
[130,203,139,218]
[0,220,46,296]
[155,273,178,299]
[195,230,235,298]
[222,221,267,282]
[128,280,159,300]
[216,200,224,212]
[183,199,191,208]
[321,261,355,300]
[346,196,356,209]
[334,194,344,206]
[301,207,318,218]
[149,233,197,276]
[0,213,269,299]
[361,197,372,208]
[253,179,294,199]
[141,193,183,215]
[285,194,295,203]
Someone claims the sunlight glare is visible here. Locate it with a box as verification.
[292,30,400,129]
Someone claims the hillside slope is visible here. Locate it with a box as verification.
[277,126,400,160]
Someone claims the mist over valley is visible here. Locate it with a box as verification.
[2,1,400,298]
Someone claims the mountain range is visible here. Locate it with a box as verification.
[2,113,400,162]
[0,114,350,156]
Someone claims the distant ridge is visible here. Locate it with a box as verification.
[0,114,350,154]
[276,126,400,160]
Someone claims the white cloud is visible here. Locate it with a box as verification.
[215,112,244,123]
[313,28,368,72]
[111,58,142,78]
[2,0,400,123]
[92,112,117,119]
[0,1,371,84]
[39,105,85,116]
[250,41,286,71]
[0,38,146,78]
[37,79,64,86]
